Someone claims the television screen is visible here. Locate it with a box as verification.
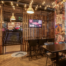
[29,19,42,28]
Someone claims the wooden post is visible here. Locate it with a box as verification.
[0,6,3,54]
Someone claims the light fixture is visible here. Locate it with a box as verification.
[61,1,63,4]
[56,4,59,7]
[10,13,16,21]
[27,7,34,14]
[11,2,13,6]
[24,4,27,7]
[42,1,45,5]
[11,22,14,25]
[0,5,1,8]
[27,0,34,14]
[48,5,50,7]
[12,6,15,10]
[16,3,18,6]
[2,21,4,23]
[45,7,47,10]
[39,5,41,8]
[52,2,55,5]
[1,1,4,4]
[35,5,38,10]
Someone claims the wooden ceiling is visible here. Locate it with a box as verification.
[1,0,55,5]
[19,0,54,5]
[0,0,55,12]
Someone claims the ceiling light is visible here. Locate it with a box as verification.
[39,5,41,8]
[56,4,59,7]
[36,5,38,8]
[24,4,27,7]
[10,13,16,21]
[42,1,45,5]
[11,22,14,25]
[16,3,18,6]
[1,1,4,4]
[35,8,37,10]
[27,7,34,14]
[61,1,63,4]
[45,7,47,10]
[27,0,34,14]
[12,6,15,10]
[30,0,33,4]
[49,5,50,7]
[52,2,55,5]
[2,21,4,23]
[11,2,13,6]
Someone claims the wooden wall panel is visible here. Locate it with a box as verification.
[0,37,2,45]
[1,5,55,52]
[0,7,3,54]
[22,11,54,51]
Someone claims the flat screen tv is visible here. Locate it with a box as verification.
[29,19,42,28]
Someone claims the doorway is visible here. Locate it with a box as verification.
[2,22,22,54]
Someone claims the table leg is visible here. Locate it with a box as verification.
[56,52,59,63]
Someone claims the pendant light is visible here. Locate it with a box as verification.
[10,4,16,21]
[27,0,34,14]
[10,13,16,21]
[27,7,34,14]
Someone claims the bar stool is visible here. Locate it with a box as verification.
[28,40,38,60]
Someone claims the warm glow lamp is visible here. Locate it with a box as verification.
[27,0,34,14]
[10,13,16,20]
[27,7,34,14]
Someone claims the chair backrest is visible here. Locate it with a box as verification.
[47,38,54,42]
[39,39,46,45]
[28,40,38,46]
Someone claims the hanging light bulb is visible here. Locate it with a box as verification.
[1,1,4,4]
[35,8,37,10]
[11,22,14,25]
[27,0,34,14]
[49,5,50,7]
[45,7,47,10]
[30,0,33,5]
[56,4,59,7]
[42,1,45,5]
[61,1,63,4]
[2,21,4,23]
[24,4,27,7]
[10,13,16,20]
[12,6,15,10]
[11,2,13,6]
[27,6,34,14]
[16,3,18,6]
[39,5,41,8]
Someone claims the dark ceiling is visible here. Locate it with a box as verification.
[19,0,54,5]
[1,0,54,5]
[0,0,55,12]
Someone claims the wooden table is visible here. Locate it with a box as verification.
[42,44,66,62]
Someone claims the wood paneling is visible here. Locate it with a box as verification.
[1,5,54,52]
[0,37,2,45]
[0,7,3,54]
[22,11,54,51]
[0,45,2,54]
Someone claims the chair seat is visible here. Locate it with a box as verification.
[46,52,64,61]
[56,59,66,66]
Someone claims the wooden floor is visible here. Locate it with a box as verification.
[0,53,52,66]
[4,45,21,53]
